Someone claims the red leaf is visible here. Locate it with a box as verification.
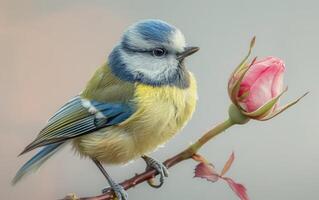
[194,162,219,182]
[220,152,235,176]
[222,177,249,200]
[192,154,208,163]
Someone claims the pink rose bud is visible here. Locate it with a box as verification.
[237,57,285,113]
[228,37,307,122]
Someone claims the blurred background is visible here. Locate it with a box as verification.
[1,0,318,199]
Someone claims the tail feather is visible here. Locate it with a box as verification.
[12,142,65,185]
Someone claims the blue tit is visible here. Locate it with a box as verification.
[13,19,199,200]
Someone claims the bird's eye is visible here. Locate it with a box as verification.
[152,48,166,57]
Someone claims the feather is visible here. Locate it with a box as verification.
[12,143,65,184]
[73,72,198,164]
[20,96,134,155]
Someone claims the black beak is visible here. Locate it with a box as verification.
[177,46,200,61]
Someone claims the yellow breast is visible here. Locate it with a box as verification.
[73,72,197,164]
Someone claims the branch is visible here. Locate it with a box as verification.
[62,119,234,200]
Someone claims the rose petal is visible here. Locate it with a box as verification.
[238,56,281,97]
[194,162,219,182]
[237,62,269,97]
[242,66,281,112]
[238,57,285,112]
[271,62,285,98]
[222,177,249,200]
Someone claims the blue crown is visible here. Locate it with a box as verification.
[134,19,176,43]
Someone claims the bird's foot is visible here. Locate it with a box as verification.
[142,155,169,188]
[102,183,128,200]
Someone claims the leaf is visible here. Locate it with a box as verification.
[222,177,249,200]
[194,162,219,182]
[192,154,208,163]
[220,152,235,176]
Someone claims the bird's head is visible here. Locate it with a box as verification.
[108,19,199,88]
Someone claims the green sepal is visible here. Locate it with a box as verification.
[228,104,249,125]
[228,37,256,105]
[242,87,288,119]
[259,92,309,121]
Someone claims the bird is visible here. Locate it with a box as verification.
[13,19,199,200]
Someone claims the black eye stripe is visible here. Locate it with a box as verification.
[152,48,167,57]
[121,44,168,57]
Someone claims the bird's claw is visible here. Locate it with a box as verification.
[142,156,169,188]
[102,183,128,200]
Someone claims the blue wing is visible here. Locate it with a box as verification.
[12,142,65,184]
[20,96,134,155]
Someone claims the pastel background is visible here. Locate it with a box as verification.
[1,0,318,199]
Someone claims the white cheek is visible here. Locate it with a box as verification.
[121,51,178,82]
